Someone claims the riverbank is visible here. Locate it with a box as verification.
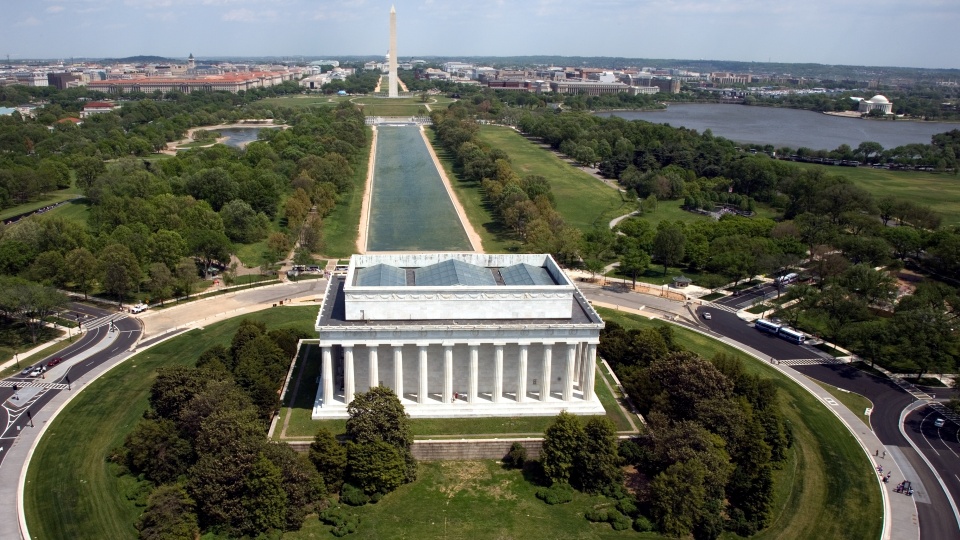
[162,120,287,154]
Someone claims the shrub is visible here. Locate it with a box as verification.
[535,483,575,505]
[608,510,632,531]
[339,483,370,506]
[504,442,527,468]
[585,508,609,522]
[319,507,359,537]
[633,515,654,532]
[615,497,638,517]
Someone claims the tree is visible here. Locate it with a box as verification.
[123,418,193,484]
[136,485,200,540]
[652,224,685,275]
[174,257,201,298]
[150,366,211,421]
[618,244,651,288]
[579,417,622,493]
[540,411,586,485]
[346,386,412,449]
[147,263,174,306]
[186,229,232,276]
[650,459,708,537]
[98,243,142,306]
[65,247,98,299]
[346,441,407,495]
[239,454,287,535]
[310,428,347,494]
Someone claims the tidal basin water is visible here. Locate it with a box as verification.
[598,104,957,150]
[366,125,471,252]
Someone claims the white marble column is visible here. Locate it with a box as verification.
[443,344,453,404]
[517,344,528,403]
[322,346,334,406]
[583,344,597,401]
[418,345,428,404]
[368,346,378,390]
[563,343,576,401]
[468,344,478,403]
[541,344,552,402]
[493,343,504,403]
[393,345,403,400]
[343,345,355,404]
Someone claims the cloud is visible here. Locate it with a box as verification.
[223,8,277,22]
[46,5,65,13]
[18,16,42,26]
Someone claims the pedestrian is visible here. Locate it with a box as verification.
[882,451,886,458]
[875,449,879,456]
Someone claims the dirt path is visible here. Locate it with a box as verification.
[419,126,484,253]
[356,126,378,253]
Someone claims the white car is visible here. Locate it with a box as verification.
[131,303,148,314]
[30,366,46,377]
[702,312,712,320]
[933,417,945,428]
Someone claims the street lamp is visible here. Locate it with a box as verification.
[14,352,19,369]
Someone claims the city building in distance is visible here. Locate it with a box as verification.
[312,253,605,419]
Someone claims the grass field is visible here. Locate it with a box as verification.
[0,187,82,221]
[793,162,960,227]
[44,197,91,224]
[814,381,874,429]
[595,307,882,540]
[322,126,372,257]
[259,95,350,109]
[477,126,635,232]
[285,460,662,540]
[23,306,318,540]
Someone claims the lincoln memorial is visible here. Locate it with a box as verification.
[311,253,605,419]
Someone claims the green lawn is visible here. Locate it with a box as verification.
[260,95,352,109]
[477,126,634,232]
[425,129,521,253]
[321,126,372,258]
[793,162,960,227]
[595,307,882,540]
[23,306,318,540]
[44,197,91,224]
[286,460,662,540]
[351,97,432,117]
[814,381,874,429]
[0,187,82,221]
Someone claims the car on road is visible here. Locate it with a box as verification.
[30,366,46,377]
[702,312,712,320]
[933,417,945,428]
[46,357,63,368]
[20,366,34,376]
[131,303,148,314]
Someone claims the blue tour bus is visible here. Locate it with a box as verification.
[754,319,782,334]
[778,327,806,344]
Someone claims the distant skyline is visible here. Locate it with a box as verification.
[3,1,959,70]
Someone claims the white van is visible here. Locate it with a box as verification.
[131,303,148,314]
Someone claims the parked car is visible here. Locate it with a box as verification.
[934,417,946,428]
[46,357,64,368]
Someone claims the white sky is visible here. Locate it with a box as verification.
[3,0,959,69]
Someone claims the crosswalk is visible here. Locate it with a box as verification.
[707,302,739,314]
[81,312,127,331]
[777,357,845,366]
[0,381,69,390]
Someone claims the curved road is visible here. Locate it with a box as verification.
[0,303,141,467]
[695,299,960,540]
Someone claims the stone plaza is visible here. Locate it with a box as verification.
[311,253,605,418]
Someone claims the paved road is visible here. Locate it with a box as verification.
[904,405,960,534]
[0,303,141,467]
[694,307,824,362]
[791,363,960,540]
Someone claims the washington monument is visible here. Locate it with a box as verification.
[388,5,398,98]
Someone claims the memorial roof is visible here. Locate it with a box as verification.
[318,277,602,328]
